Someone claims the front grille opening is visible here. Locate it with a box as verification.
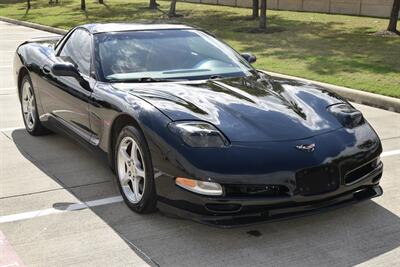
[296,165,340,196]
[224,184,289,197]
[345,160,377,184]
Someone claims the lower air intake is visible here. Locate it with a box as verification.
[224,184,289,197]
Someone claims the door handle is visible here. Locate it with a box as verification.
[42,65,51,74]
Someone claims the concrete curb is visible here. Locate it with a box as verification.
[0,16,67,35]
[262,71,400,113]
[1,16,399,113]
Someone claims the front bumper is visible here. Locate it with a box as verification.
[155,163,383,227]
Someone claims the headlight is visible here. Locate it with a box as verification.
[328,103,365,129]
[175,177,223,196]
[168,121,230,147]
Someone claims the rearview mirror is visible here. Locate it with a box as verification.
[241,53,257,64]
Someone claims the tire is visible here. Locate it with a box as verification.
[114,125,157,213]
[19,75,49,136]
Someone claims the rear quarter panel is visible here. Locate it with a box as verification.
[13,38,60,117]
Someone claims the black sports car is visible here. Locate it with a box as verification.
[14,23,383,226]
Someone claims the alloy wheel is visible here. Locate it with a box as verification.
[117,136,146,204]
[21,80,36,130]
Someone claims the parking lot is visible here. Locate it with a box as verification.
[1,21,400,267]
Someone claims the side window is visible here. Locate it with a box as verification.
[59,29,92,76]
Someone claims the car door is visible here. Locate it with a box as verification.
[40,28,95,143]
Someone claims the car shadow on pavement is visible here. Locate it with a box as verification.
[11,129,400,267]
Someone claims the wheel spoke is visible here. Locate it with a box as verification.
[119,146,131,162]
[135,166,145,179]
[26,87,32,100]
[27,112,33,124]
[131,142,140,164]
[22,99,28,111]
[23,112,29,124]
[132,177,140,199]
[120,173,131,186]
[30,110,35,124]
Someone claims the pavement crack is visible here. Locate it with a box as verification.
[1,130,12,140]
[119,234,160,267]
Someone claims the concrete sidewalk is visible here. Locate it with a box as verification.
[1,21,400,267]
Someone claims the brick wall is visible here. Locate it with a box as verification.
[181,0,397,18]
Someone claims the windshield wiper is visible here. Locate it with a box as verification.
[108,77,187,83]
[209,75,224,80]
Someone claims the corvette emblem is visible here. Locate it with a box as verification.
[296,143,316,152]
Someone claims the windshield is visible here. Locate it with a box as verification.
[94,29,254,82]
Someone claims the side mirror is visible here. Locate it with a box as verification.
[51,62,91,91]
[241,53,257,64]
[51,62,80,79]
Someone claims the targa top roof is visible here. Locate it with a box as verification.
[81,23,194,34]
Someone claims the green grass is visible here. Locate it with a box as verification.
[1,0,399,97]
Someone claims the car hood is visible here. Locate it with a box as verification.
[113,74,346,142]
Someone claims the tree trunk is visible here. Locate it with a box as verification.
[27,0,31,9]
[99,0,104,4]
[388,0,400,32]
[149,0,157,9]
[169,0,177,17]
[259,0,267,29]
[252,0,259,18]
[81,0,86,10]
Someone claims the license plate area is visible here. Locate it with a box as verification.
[296,165,339,196]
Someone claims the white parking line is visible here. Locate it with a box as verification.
[0,196,123,224]
[381,149,400,158]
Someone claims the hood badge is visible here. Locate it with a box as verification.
[296,143,316,152]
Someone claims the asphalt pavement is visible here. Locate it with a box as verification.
[1,21,400,267]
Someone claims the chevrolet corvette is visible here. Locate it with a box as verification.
[13,23,383,226]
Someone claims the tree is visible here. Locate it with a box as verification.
[149,0,157,9]
[388,0,400,33]
[27,0,31,9]
[259,0,267,29]
[81,0,86,10]
[252,0,259,19]
[99,0,104,4]
[169,0,177,17]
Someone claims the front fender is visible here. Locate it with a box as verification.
[89,83,174,170]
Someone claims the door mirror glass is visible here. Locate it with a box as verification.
[241,53,257,64]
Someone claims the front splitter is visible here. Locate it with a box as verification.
[157,185,383,228]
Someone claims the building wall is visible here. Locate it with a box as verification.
[181,0,397,18]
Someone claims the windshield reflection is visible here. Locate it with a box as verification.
[94,30,254,82]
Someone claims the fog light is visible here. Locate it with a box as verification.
[175,177,223,196]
